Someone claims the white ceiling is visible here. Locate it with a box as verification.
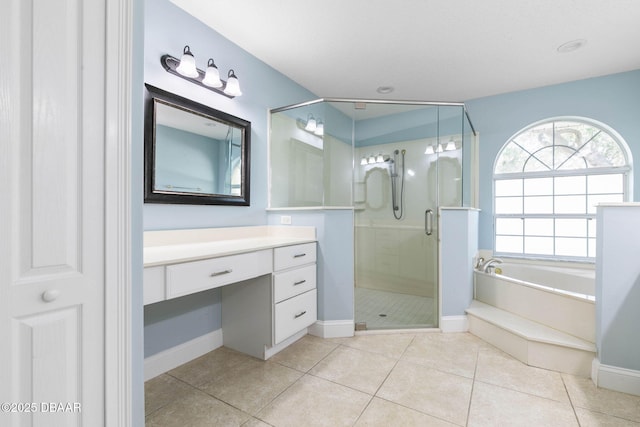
[171,0,640,102]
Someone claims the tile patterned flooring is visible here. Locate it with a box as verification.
[145,332,640,426]
[355,287,436,329]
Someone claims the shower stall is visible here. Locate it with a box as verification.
[269,99,476,330]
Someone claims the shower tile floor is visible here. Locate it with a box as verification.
[355,287,435,329]
[145,332,640,426]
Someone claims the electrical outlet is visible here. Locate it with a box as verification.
[280,215,292,225]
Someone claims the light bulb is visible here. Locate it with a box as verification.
[314,121,324,136]
[445,138,456,151]
[425,145,435,155]
[176,45,199,78]
[368,155,376,164]
[360,157,368,166]
[436,144,444,153]
[305,114,317,132]
[376,154,384,163]
[223,69,242,96]
[202,59,222,88]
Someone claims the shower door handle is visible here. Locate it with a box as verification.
[425,209,434,236]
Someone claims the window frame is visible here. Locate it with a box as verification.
[493,117,632,262]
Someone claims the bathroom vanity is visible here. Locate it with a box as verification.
[143,226,317,361]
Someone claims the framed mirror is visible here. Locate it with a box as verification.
[144,84,251,205]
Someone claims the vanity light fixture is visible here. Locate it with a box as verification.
[305,114,317,132]
[445,138,457,151]
[202,59,222,88]
[161,45,242,98]
[224,70,242,96]
[175,46,198,78]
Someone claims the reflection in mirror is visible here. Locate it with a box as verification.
[144,84,250,205]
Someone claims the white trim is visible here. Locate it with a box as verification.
[264,329,308,359]
[308,320,355,338]
[592,358,640,396]
[144,330,224,381]
[440,315,469,333]
[104,0,133,425]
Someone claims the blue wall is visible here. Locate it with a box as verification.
[143,0,351,358]
[466,70,640,251]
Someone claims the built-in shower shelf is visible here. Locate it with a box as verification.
[466,300,595,377]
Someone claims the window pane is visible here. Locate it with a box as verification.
[555,176,586,195]
[524,218,553,236]
[495,142,529,173]
[588,238,596,257]
[496,236,523,253]
[581,133,626,167]
[513,123,553,153]
[556,237,587,257]
[588,218,596,237]
[588,174,623,194]
[495,179,522,196]
[524,196,553,214]
[495,197,522,214]
[525,236,554,255]
[588,194,624,213]
[554,145,586,170]
[555,195,586,214]
[555,219,587,237]
[523,149,553,172]
[496,218,523,235]
[524,177,552,195]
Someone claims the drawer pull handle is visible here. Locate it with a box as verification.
[294,310,307,319]
[293,253,306,258]
[293,280,306,286]
[210,269,233,277]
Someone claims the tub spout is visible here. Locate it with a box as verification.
[482,258,503,273]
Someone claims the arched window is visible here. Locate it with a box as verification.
[493,118,632,260]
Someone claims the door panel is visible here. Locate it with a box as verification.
[1,0,106,425]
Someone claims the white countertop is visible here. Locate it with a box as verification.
[143,226,316,267]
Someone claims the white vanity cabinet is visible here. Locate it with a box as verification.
[272,243,317,344]
[143,226,318,362]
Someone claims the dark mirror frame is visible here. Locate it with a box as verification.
[144,84,251,206]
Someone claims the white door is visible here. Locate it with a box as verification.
[0,0,115,425]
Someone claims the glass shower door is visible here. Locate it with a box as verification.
[353,103,444,330]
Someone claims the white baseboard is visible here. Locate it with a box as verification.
[592,358,640,396]
[308,320,354,338]
[144,329,223,381]
[440,315,469,333]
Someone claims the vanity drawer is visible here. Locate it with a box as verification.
[273,264,316,303]
[273,242,317,271]
[274,289,317,344]
[143,266,165,305]
[166,250,272,299]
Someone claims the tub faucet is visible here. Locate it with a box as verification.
[482,258,503,273]
[474,257,485,270]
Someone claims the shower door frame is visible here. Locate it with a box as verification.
[269,98,477,332]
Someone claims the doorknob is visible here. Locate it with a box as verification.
[41,289,61,302]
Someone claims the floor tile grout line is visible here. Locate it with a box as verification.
[149,372,255,422]
[250,340,345,424]
[465,346,481,427]
[561,374,583,427]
